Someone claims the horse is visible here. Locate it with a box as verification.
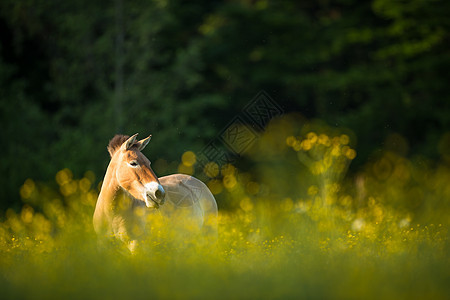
[93,133,218,253]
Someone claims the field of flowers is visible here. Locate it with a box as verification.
[1,117,449,299]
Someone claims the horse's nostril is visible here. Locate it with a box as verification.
[155,189,165,200]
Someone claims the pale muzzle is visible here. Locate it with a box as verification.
[143,182,166,208]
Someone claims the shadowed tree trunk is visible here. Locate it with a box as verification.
[114,0,124,133]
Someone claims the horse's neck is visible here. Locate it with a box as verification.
[98,163,143,215]
[97,161,121,212]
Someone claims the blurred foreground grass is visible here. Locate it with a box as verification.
[1,117,449,299]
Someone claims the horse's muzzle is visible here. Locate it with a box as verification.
[144,182,165,208]
[154,187,165,204]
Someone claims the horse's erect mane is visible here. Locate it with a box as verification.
[107,134,135,157]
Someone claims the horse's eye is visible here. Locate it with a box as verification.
[129,161,139,167]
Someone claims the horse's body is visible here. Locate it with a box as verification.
[93,134,217,252]
[158,174,218,229]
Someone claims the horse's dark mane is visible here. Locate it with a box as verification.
[107,134,134,157]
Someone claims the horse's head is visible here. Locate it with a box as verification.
[108,133,165,208]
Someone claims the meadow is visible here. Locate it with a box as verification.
[1,117,449,299]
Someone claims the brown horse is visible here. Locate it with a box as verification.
[93,134,217,252]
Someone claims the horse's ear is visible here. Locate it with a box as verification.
[137,135,152,151]
[121,133,139,151]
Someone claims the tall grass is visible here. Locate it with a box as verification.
[1,117,449,299]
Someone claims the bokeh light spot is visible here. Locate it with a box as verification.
[207,179,223,195]
[340,134,350,145]
[308,185,319,196]
[204,162,219,178]
[346,148,357,160]
[223,175,237,190]
[221,164,236,176]
[181,151,196,167]
[79,178,91,193]
[20,179,35,199]
[178,163,194,175]
[56,169,73,186]
[240,197,254,212]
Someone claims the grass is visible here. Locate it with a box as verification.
[1,119,449,299]
[1,202,448,299]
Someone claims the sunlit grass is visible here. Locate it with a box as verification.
[1,118,449,299]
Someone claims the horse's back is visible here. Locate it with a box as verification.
[158,174,218,232]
